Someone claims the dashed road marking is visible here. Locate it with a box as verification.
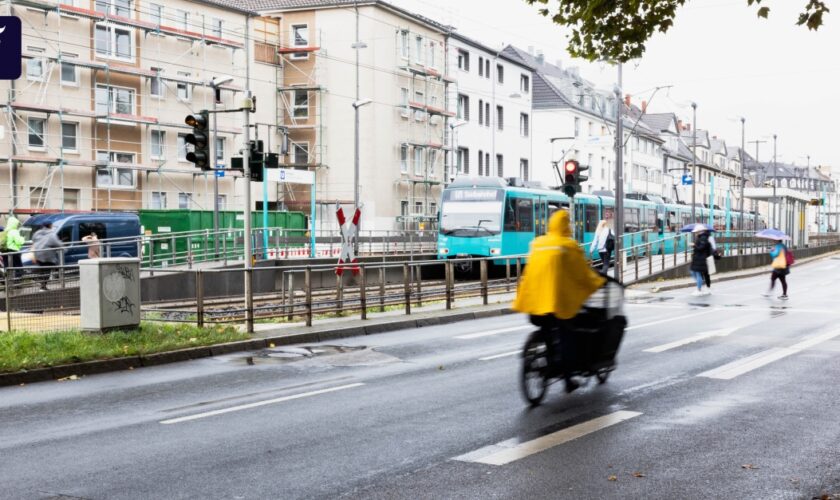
[698,330,840,380]
[452,410,642,466]
[160,383,365,424]
[456,325,530,340]
[626,310,716,331]
[479,350,521,361]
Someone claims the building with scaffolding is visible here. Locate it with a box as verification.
[0,0,289,217]
[251,0,453,231]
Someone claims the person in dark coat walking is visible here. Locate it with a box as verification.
[689,226,713,296]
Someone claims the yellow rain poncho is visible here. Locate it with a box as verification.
[512,210,605,320]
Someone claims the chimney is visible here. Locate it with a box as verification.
[536,50,544,66]
[641,100,647,113]
[677,119,683,130]
[624,94,631,107]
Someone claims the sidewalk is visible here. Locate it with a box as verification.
[630,249,840,293]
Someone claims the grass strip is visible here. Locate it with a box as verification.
[0,323,250,373]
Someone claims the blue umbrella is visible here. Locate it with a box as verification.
[680,223,714,233]
[755,228,790,241]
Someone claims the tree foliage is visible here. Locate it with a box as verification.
[525,0,830,62]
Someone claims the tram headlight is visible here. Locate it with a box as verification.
[490,248,501,255]
[439,248,450,255]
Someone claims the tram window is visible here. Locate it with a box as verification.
[668,211,678,232]
[645,209,656,230]
[584,205,599,233]
[624,207,640,233]
[504,197,534,232]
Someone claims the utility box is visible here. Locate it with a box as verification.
[79,258,141,332]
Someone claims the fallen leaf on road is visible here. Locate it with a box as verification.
[632,472,646,478]
[741,464,759,470]
[269,343,275,348]
[608,475,617,481]
[57,375,79,382]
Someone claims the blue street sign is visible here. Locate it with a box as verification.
[215,170,225,178]
[0,17,22,80]
[681,174,693,186]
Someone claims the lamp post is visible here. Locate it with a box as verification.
[209,75,234,257]
[739,117,745,231]
[772,134,778,228]
[614,63,624,281]
[690,102,697,222]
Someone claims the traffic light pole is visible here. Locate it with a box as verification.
[614,63,624,282]
[212,98,219,258]
[243,95,254,334]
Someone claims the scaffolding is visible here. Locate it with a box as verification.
[4,0,247,213]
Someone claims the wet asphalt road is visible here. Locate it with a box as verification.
[2,256,840,499]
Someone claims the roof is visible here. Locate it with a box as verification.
[247,0,452,33]
[640,113,677,134]
[710,138,727,156]
[680,129,710,148]
[449,33,531,70]
[192,0,258,14]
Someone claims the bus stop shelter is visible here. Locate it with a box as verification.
[744,187,811,247]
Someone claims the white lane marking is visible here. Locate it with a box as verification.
[626,310,716,331]
[643,321,763,353]
[453,410,642,466]
[479,350,521,361]
[456,325,530,340]
[160,383,364,424]
[699,330,840,380]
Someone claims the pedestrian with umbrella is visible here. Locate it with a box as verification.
[757,229,793,300]
[681,224,714,296]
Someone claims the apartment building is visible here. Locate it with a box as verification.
[447,35,532,183]
[0,0,292,217]
[251,0,451,231]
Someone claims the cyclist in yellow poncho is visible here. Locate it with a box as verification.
[513,209,605,392]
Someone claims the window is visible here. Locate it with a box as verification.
[478,56,484,77]
[217,195,227,210]
[428,41,436,68]
[497,64,504,84]
[293,89,309,118]
[588,121,594,136]
[504,197,534,232]
[64,189,79,210]
[27,118,45,148]
[176,72,190,101]
[400,87,409,108]
[457,49,469,71]
[415,201,423,214]
[150,68,163,97]
[485,59,490,79]
[520,158,529,180]
[478,99,484,126]
[400,30,409,59]
[211,18,223,38]
[414,91,425,120]
[496,154,503,177]
[151,192,167,209]
[430,202,437,216]
[485,152,490,175]
[457,94,469,121]
[400,144,408,173]
[414,36,423,64]
[95,24,133,60]
[401,200,409,217]
[96,0,131,16]
[429,150,437,175]
[60,61,78,85]
[95,85,135,115]
[150,3,162,24]
[178,193,190,209]
[151,130,164,159]
[414,147,423,175]
[293,142,309,165]
[496,106,504,131]
[485,102,490,127]
[574,117,580,137]
[478,149,483,176]
[96,151,135,188]
[26,57,44,81]
[520,74,530,93]
[61,122,78,151]
[176,9,188,30]
[177,134,192,161]
[520,113,530,137]
[457,147,469,175]
[215,137,225,163]
[291,24,309,59]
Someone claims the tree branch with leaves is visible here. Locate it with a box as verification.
[524,0,830,62]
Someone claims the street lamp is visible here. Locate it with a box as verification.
[352,98,372,233]
[739,117,745,232]
[208,74,234,257]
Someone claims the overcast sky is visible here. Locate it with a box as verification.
[392,0,840,170]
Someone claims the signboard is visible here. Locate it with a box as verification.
[0,17,22,80]
[267,168,315,185]
[681,174,693,186]
[443,189,502,202]
[214,170,225,178]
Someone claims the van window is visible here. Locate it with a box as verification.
[79,222,107,240]
[57,225,73,242]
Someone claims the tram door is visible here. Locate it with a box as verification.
[574,200,586,242]
[535,197,548,235]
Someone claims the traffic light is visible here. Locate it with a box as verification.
[563,160,579,197]
[577,163,589,184]
[248,140,264,182]
[184,111,210,170]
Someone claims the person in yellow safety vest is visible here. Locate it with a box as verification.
[0,216,25,276]
[512,209,605,393]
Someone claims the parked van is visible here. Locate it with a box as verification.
[20,212,141,266]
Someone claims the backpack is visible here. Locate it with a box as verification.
[604,230,615,252]
[785,247,795,267]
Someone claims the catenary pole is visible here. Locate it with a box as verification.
[614,63,624,282]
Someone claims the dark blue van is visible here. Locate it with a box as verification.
[21,212,141,265]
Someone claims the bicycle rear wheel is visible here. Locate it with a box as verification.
[521,334,549,406]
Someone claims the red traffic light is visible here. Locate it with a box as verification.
[564,160,578,173]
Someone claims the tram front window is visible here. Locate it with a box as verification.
[440,201,502,237]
